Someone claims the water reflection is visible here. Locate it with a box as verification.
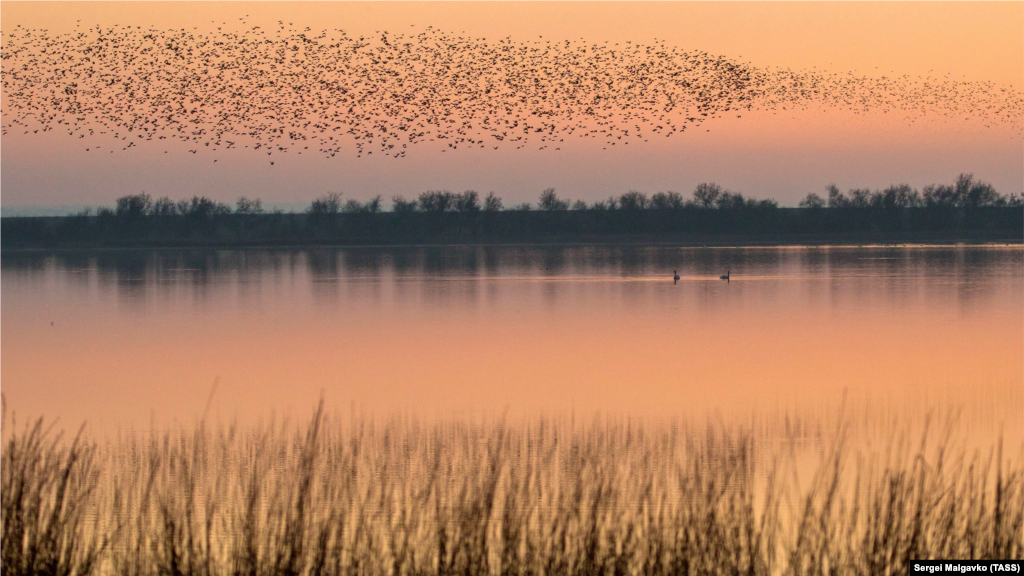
[2,245,1021,311]
[2,245,1020,431]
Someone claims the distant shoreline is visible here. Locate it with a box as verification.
[2,232,1020,252]
[3,208,1020,251]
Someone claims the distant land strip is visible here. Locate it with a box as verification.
[3,175,1021,249]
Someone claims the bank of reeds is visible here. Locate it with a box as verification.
[1,418,107,575]
[2,404,1021,576]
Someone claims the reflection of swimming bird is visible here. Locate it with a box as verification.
[673,270,680,284]
[720,270,730,282]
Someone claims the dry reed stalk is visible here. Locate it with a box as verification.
[2,405,1021,576]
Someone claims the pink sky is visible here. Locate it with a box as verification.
[1,2,1021,209]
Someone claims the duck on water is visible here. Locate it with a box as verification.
[672,271,729,283]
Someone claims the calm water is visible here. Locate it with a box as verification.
[2,245,1021,433]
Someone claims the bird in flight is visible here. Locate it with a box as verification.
[1,21,1020,160]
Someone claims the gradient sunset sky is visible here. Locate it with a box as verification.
[1,2,1021,210]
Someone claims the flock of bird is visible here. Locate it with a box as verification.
[2,20,1021,161]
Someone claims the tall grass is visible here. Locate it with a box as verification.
[1,417,107,575]
[2,403,1021,576]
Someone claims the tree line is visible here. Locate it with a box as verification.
[309,185,783,215]
[798,174,1021,210]
[57,173,1022,219]
[2,174,1020,248]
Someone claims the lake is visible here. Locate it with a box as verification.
[2,244,1021,437]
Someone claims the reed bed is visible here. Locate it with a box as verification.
[2,402,1021,576]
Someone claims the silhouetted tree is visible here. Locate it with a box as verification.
[418,191,456,212]
[651,191,685,210]
[963,176,1000,208]
[923,184,956,207]
[538,188,569,211]
[877,184,920,210]
[392,195,418,213]
[455,191,481,212]
[799,192,826,209]
[715,191,746,210]
[618,190,649,210]
[177,196,230,217]
[693,183,723,208]
[483,192,503,212]
[236,197,264,215]
[848,188,871,209]
[826,184,847,208]
[339,196,382,213]
[115,193,152,219]
[151,196,177,216]
[342,199,364,213]
[365,195,382,213]
[309,192,342,214]
[571,199,589,210]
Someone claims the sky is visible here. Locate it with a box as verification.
[1,1,1022,211]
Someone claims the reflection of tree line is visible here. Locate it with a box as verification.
[5,245,1013,290]
[3,174,1020,247]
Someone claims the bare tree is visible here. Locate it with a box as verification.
[418,191,456,212]
[455,191,481,212]
[798,193,826,209]
[309,192,342,214]
[391,195,418,212]
[651,191,685,210]
[342,199,364,213]
[236,197,264,215]
[847,188,871,208]
[715,191,745,210]
[538,188,569,211]
[151,196,177,216]
[483,192,503,212]
[826,184,847,208]
[692,183,723,208]
[618,190,649,210]
[115,193,152,218]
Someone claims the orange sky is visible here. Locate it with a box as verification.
[1,2,1021,208]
